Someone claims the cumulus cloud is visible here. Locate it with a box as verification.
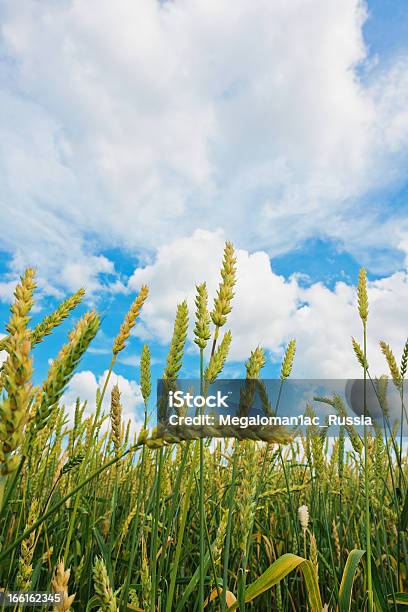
[0,334,7,367]
[0,0,407,293]
[129,230,408,377]
[62,369,145,434]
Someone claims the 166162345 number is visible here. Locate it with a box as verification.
[0,592,63,607]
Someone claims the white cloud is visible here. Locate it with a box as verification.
[0,0,407,292]
[129,230,408,377]
[0,334,7,367]
[0,280,17,303]
[62,369,145,434]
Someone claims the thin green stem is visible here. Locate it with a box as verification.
[150,446,164,610]
[210,326,220,358]
[98,355,116,409]
[363,323,373,612]
[199,348,205,611]
[221,445,238,612]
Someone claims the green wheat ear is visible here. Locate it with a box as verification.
[352,337,369,370]
[16,497,39,591]
[0,288,85,352]
[246,346,266,379]
[400,338,408,378]
[211,241,237,328]
[31,288,85,346]
[35,310,100,432]
[140,344,152,404]
[205,330,232,383]
[357,268,368,323]
[281,339,296,380]
[194,282,211,350]
[380,340,402,387]
[163,300,189,382]
[93,556,118,611]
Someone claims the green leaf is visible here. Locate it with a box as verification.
[227,553,322,612]
[388,593,408,605]
[370,555,387,611]
[237,567,246,610]
[92,526,113,584]
[338,549,365,612]
[85,595,100,611]
[401,490,408,531]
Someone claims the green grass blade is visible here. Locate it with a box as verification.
[388,593,408,605]
[338,549,365,612]
[175,551,210,612]
[401,491,408,531]
[168,446,198,612]
[370,554,388,611]
[227,553,322,612]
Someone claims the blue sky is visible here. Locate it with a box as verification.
[0,0,407,421]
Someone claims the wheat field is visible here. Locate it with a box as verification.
[0,243,406,611]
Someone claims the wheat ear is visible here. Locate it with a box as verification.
[163,301,189,382]
[0,268,36,475]
[35,310,100,431]
[110,384,123,457]
[93,556,117,611]
[113,285,148,355]
[51,559,75,611]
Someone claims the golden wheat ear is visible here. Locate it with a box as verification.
[51,559,76,611]
[110,384,123,458]
[113,285,148,355]
[0,268,36,475]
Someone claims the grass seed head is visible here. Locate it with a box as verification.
[163,301,189,382]
[380,340,402,387]
[16,498,39,591]
[298,504,309,531]
[309,531,319,576]
[113,285,148,355]
[357,268,368,323]
[6,268,36,337]
[0,268,36,474]
[110,384,123,457]
[351,337,369,371]
[194,282,211,350]
[400,338,408,378]
[281,339,296,380]
[31,288,85,347]
[246,346,266,379]
[36,310,100,431]
[205,331,232,383]
[140,344,151,404]
[51,559,75,611]
[93,556,117,611]
[211,241,236,328]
